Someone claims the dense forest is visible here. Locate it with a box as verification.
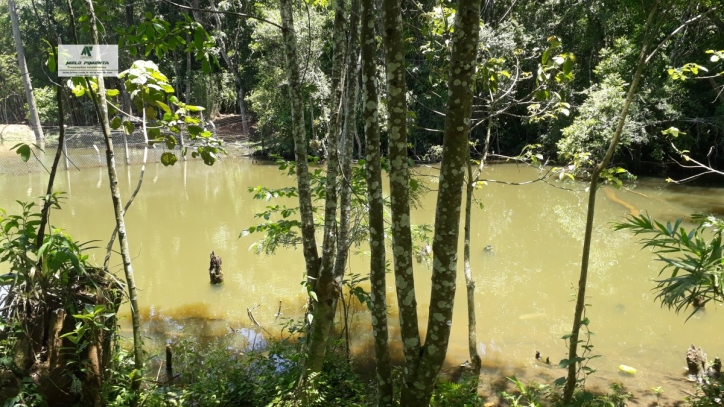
[1,0,723,171]
[1,0,724,406]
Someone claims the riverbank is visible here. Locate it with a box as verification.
[127,311,711,407]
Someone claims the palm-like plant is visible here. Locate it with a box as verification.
[615,214,724,319]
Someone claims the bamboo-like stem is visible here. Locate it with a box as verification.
[562,4,659,403]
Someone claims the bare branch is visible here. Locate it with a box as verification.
[645,7,719,64]
[160,0,283,29]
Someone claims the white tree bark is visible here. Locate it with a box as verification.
[8,0,45,141]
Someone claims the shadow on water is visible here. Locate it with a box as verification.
[647,181,724,215]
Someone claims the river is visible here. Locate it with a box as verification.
[0,157,722,402]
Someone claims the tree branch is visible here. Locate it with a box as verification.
[160,0,282,29]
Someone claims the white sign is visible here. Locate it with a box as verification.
[58,44,118,77]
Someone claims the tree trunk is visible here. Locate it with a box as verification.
[8,0,44,142]
[381,0,421,392]
[84,0,144,401]
[562,5,659,403]
[278,0,320,297]
[463,159,482,379]
[305,0,348,376]
[185,34,192,103]
[209,1,251,136]
[333,0,360,278]
[361,0,393,400]
[402,0,481,403]
[461,119,492,381]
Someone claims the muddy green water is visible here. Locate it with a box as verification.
[1,158,722,401]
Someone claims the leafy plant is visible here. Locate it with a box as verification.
[558,300,600,391]
[500,376,547,407]
[615,214,724,318]
[428,373,484,407]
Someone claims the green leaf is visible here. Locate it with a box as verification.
[542,49,551,65]
[193,26,204,50]
[47,55,56,73]
[148,127,161,139]
[535,89,550,100]
[106,89,120,97]
[562,57,573,75]
[14,144,31,162]
[187,125,203,135]
[123,120,135,135]
[165,135,177,150]
[156,101,172,114]
[160,152,178,166]
[145,106,157,119]
[185,105,205,112]
[110,116,122,130]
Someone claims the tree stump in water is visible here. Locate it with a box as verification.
[687,344,707,380]
[209,251,223,284]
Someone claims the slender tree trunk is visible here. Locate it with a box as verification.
[84,0,143,402]
[333,0,360,278]
[461,118,492,381]
[185,34,192,103]
[305,0,348,376]
[209,1,251,136]
[462,161,481,380]
[562,5,659,403]
[36,85,66,250]
[402,0,481,403]
[8,0,44,142]
[381,0,421,392]
[361,0,393,400]
[278,0,320,295]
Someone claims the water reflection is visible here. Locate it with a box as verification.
[0,158,723,399]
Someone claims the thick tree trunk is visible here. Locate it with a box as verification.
[8,0,44,141]
[402,0,481,403]
[278,0,320,297]
[84,0,144,401]
[361,0,393,402]
[381,0,421,392]
[562,5,658,403]
[306,0,348,376]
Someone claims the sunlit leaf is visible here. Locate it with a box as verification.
[160,152,178,166]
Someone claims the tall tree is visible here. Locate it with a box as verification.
[83,0,144,401]
[380,0,421,395]
[209,0,251,136]
[404,0,481,403]
[303,0,348,377]
[278,0,320,290]
[360,0,393,400]
[8,0,44,142]
[561,3,660,403]
[381,0,482,402]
